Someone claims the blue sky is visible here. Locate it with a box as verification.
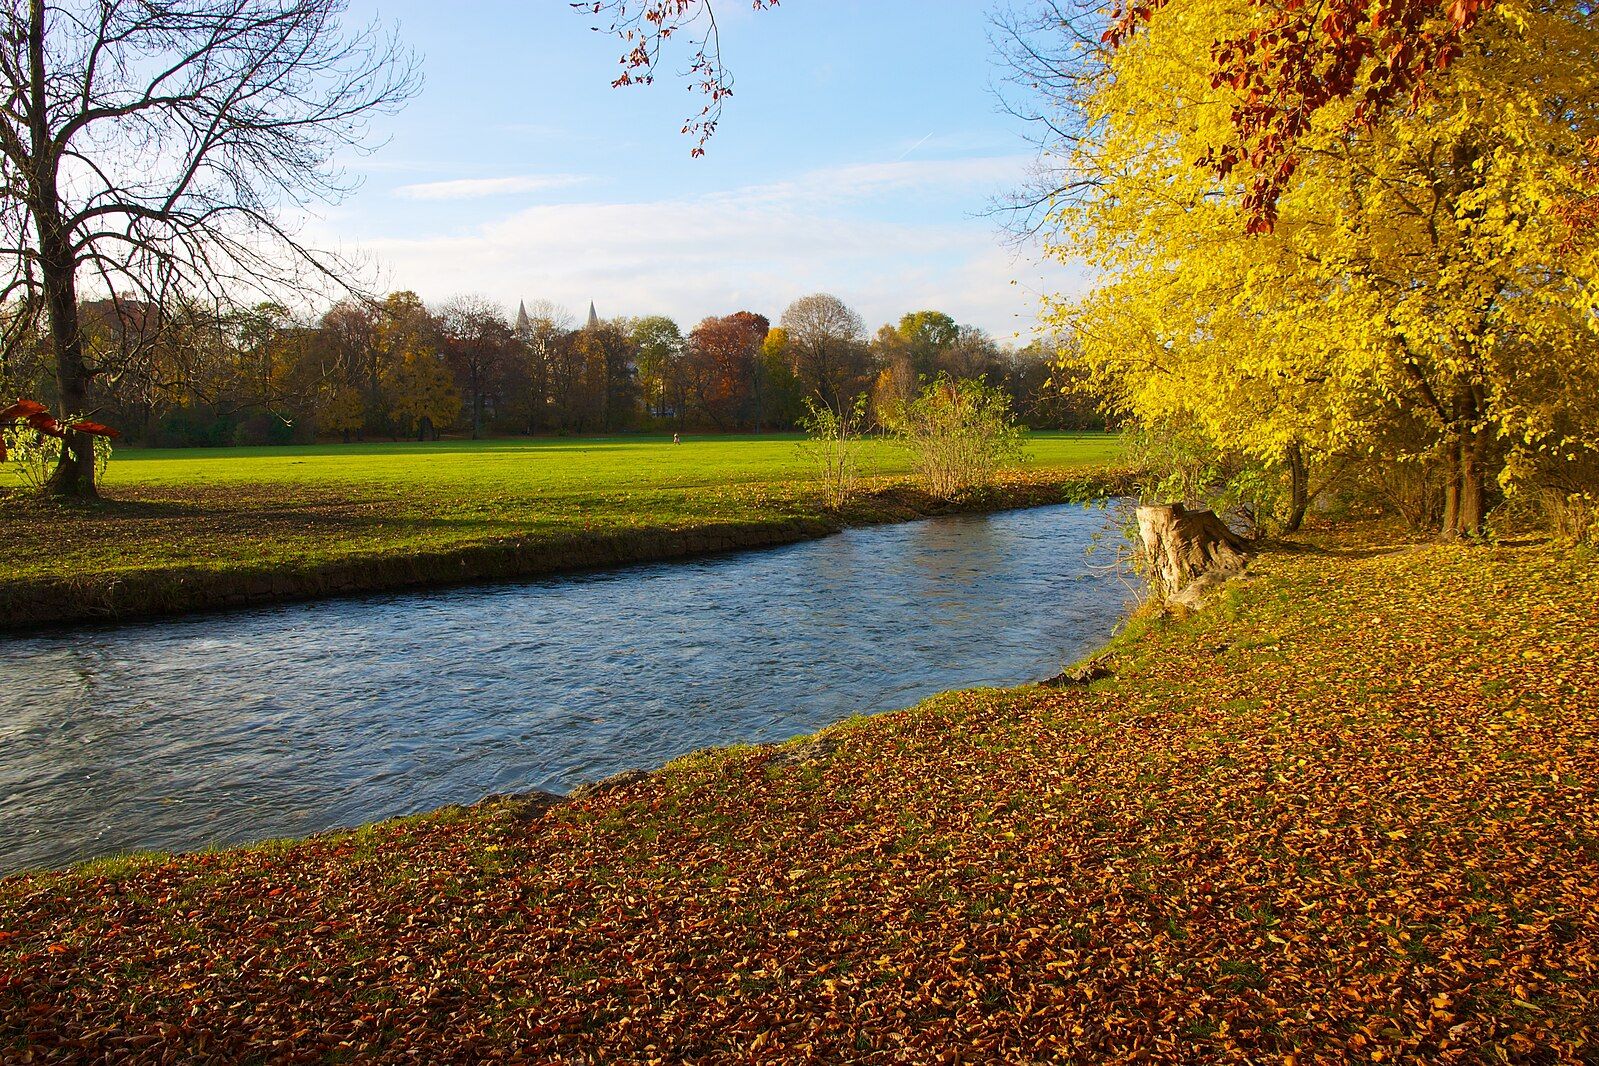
[317,1,1088,338]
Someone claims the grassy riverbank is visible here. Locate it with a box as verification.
[1,432,1127,628]
[3,521,1595,1062]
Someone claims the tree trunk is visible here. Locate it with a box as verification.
[40,256,97,497]
[1458,429,1487,536]
[1439,430,1487,538]
[1284,440,1309,533]
[29,0,96,497]
[1137,503,1253,603]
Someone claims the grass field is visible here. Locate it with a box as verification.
[1,432,1125,588]
[4,522,1594,1061]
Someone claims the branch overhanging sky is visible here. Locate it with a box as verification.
[320,0,1090,338]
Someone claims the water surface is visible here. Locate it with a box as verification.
[0,503,1128,874]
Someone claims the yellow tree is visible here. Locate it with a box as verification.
[1037,0,1599,536]
[319,385,365,443]
[377,292,458,441]
[388,350,459,441]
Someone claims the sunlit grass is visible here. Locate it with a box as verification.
[1,431,1127,586]
[102,431,1122,492]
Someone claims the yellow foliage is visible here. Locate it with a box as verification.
[1041,0,1599,529]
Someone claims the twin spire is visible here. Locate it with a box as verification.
[512,299,599,337]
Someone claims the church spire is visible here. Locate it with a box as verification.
[514,300,531,339]
[586,301,599,331]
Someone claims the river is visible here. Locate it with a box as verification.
[0,503,1130,874]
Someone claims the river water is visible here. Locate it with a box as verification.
[0,503,1130,875]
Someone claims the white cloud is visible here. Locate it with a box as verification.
[393,174,588,201]
[329,156,1091,335]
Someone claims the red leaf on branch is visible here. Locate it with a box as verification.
[0,399,47,421]
[24,413,65,438]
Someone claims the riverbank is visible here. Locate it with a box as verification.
[4,521,1595,1061]
[0,433,1129,630]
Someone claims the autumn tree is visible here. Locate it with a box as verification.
[894,310,959,379]
[389,350,459,442]
[683,311,768,430]
[313,301,381,440]
[441,297,516,440]
[0,0,418,495]
[517,300,575,434]
[376,292,456,441]
[756,326,803,431]
[572,321,639,433]
[630,315,685,421]
[1027,0,1599,537]
[778,294,870,415]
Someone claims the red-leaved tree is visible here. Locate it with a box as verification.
[1103,0,1496,231]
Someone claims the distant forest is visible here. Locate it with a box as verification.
[1,292,1103,448]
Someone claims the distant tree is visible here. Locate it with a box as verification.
[757,327,804,431]
[573,321,639,433]
[895,310,959,379]
[683,311,768,431]
[320,385,366,443]
[374,292,444,437]
[440,296,515,440]
[0,0,418,495]
[389,350,459,441]
[779,294,869,414]
[517,301,575,434]
[940,325,1005,382]
[630,315,684,420]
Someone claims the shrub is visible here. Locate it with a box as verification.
[883,376,1026,498]
[2,425,113,490]
[1525,445,1599,544]
[798,395,866,509]
[1125,420,1287,538]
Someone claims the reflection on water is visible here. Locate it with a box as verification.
[0,504,1129,874]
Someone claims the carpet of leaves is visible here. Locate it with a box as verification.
[2,525,1596,1063]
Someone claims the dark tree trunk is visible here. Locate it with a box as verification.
[470,367,482,440]
[1439,427,1487,538]
[1284,440,1309,533]
[28,0,95,497]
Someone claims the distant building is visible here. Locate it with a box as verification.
[510,299,600,335]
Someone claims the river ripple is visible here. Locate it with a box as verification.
[0,503,1130,874]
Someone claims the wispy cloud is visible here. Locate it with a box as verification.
[327,155,1088,335]
[394,174,587,201]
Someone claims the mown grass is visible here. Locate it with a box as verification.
[2,521,1594,1062]
[0,431,1124,585]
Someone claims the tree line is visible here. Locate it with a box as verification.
[0,291,1103,448]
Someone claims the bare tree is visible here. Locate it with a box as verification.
[439,295,513,440]
[0,0,419,495]
[778,292,867,414]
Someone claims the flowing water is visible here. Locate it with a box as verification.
[0,503,1130,875]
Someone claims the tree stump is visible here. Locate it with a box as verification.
[1136,503,1253,603]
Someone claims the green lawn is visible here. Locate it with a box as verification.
[1,431,1126,587]
[104,431,1123,493]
